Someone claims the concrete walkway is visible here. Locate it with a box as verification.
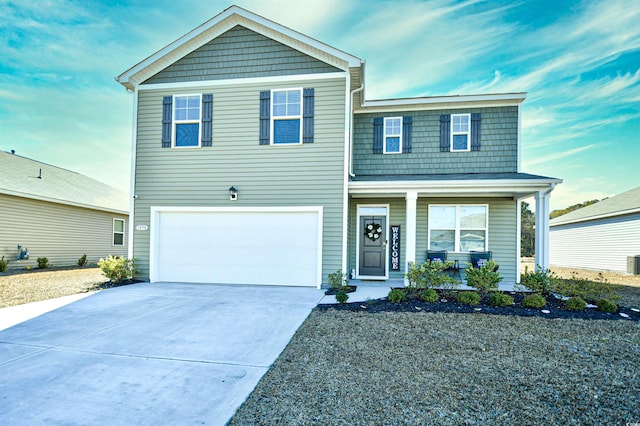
[0,282,324,425]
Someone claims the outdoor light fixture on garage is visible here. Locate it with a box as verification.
[229,186,238,201]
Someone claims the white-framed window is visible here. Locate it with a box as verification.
[383,117,402,154]
[451,113,471,151]
[271,88,302,144]
[173,94,201,147]
[113,218,125,246]
[428,205,488,252]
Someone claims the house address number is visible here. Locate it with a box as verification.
[390,225,400,271]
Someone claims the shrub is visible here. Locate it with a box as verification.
[464,261,502,294]
[335,289,349,304]
[0,256,7,273]
[405,260,460,290]
[522,293,547,308]
[457,291,481,306]
[490,292,514,307]
[37,257,49,269]
[97,256,135,283]
[565,297,587,311]
[554,272,621,303]
[388,289,406,303]
[519,266,557,295]
[328,269,349,289]
[77,254,88,267]
[421,289,438,303]
[596,299,617,313]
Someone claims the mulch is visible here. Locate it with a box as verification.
[318,289,640,321]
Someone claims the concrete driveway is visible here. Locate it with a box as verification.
[0,282,324,425]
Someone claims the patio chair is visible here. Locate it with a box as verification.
[426,250,447,264]
[469,251,498,271]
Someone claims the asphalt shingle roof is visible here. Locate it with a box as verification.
[0,151,129,214]
[550,186,640,226]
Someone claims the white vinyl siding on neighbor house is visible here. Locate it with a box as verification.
[0,193,127,269]
[550,213,640,273]
[133,75,346,281]
[383,117,402,154]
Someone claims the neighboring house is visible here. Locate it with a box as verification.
[116,5,560,287]
[550,186,640,274]
[0,151,129,269]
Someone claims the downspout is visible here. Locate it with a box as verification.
[349,84,364,178]
[125,85,138,261]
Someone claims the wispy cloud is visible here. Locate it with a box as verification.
[525,144,597,167]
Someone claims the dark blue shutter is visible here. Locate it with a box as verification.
[302,88,314,143]
[373,117,383,154]
[162,96,172,148]
[471,113,481,151]
[440,114,450,152]
[259,91,270,145]
[402,116,412,153]
[201,94,213,147]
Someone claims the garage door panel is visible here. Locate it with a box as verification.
[154,209,321,287]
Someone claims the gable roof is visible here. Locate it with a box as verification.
[550,186,640,226]
[0,151,129,214]
[116,5,362,91]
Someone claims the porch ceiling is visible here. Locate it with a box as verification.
[348,173,562,199]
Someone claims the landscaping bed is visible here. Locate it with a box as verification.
[319,289,640,321]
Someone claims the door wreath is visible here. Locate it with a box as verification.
[365,223,383,241]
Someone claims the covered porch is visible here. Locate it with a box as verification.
[347,173,562,286]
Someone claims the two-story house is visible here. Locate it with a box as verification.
[117,5,560,288]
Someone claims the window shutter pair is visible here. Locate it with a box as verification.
[372,116,413,153]
[439,113,481,151]
[259,89,314,144]
[161,95,213,147]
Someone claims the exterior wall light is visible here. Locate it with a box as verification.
[229,186,238,201]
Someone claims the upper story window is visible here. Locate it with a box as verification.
[383,117,402,154]
[113,218,125,246]
[451,114,470,151]
[173,94,201,147]
[428,205,488,252]
[161,94,212,149]
[271,88,302,144]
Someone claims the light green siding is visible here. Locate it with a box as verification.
[348,197,518,283]
[353,107,518,175]
[0,194,128,270]
[133,76,347,282]
[144,26,340,84]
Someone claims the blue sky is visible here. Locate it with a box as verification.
[1,0,638,211]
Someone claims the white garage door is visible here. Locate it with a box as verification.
[151,207,322,287]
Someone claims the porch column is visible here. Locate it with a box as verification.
[534,189,551,270]
[405,191,418,283]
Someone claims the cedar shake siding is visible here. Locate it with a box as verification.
[132,76,347,281]
[143,26,341,85]
[353,107,519,175]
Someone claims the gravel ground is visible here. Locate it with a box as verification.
[0,267,107,308]
[229,310,640,425]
